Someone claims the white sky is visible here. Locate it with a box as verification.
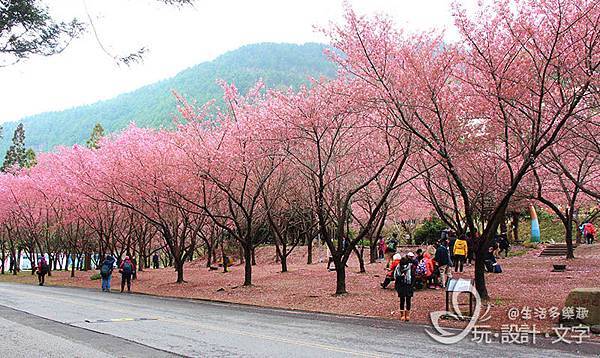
[0,0,474,123]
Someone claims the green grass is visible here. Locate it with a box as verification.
[517,213,567,243]
[507,249,528,257]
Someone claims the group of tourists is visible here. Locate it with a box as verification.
[378,229,509,321]
[33,252,165,293]
[99,255,136,293]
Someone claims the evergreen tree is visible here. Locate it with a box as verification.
[86,123,105,149]
[2,124,27,172]
[24,148,37,168]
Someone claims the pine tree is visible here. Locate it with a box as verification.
[86,123,105,149]
[24,148,37,168]
[2,124,27,172]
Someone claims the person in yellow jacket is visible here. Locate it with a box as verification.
[453,235,468,272]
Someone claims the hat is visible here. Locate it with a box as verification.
[124,256,130,260]
[407,252,415,257]
[393,253,402,260]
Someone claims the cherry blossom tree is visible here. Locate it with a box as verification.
[325,0,599,298]
[270,78,416,294]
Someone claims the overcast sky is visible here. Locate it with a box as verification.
[0,0,475,123]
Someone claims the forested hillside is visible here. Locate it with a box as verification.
[1,43,335,152]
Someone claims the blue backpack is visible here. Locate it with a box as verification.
[493,263,502,273]
[415,260,427,277]
[100,264,111,278]
[122,262,133,275]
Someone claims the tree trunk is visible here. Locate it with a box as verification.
[30,251,36,275]
[47,256,53,277]
[243,243,252,286]
[511,212,519,243]
[474,251,487,299]
[84,253,92,271]
[175,259,185,283]
[369,243,377,264]
[16,249,22,274]
[70,253,76,278]
[565,217,575,259]
[354,247,365,273]
[138,241,145,272]
[251,247,256,266]
[307,237,313,265]
[500,219,508,234]
[281,254,288,273]
[0,241,4,275]
[335,263,347,295]
[238,245,244,264]
[206,247,212,268]
[11,253,17,275]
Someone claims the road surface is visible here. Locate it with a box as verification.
[0,282,596,357]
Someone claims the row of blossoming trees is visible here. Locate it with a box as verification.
[0,0,598,299]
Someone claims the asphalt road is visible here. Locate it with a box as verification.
[0,282,596,357]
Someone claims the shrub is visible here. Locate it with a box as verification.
[90,273,102,280]
[414,217,446,245]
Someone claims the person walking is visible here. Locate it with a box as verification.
[448,232,457,265]
[119,256,135,293]
[36,256,49,286]
[325,243,334,271]
[100,255,115,292]
[453,235,468,272]
[377,237,386,260]
[395,255,415,321]
[434,239,452,288]
[152,253,160,269]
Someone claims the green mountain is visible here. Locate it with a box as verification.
[1,42,336,153]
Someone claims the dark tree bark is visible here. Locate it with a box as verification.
[306,236,313,265]
[243,242,252,286]
[354,246,365,273]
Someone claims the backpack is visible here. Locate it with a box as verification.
[394,264,403,281]
[40,261,49,274]
[122,262,133,275]
[484,260,494,273]
[493,263,502,273]
[100,264,111,278]
[394,263,411,284]
[415,260,427,277]
[388,240,398,252]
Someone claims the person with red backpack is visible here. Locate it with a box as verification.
[119,256,136,293]
[381,253,402,288]
[583,222,596,244]
[36,256,49,286]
